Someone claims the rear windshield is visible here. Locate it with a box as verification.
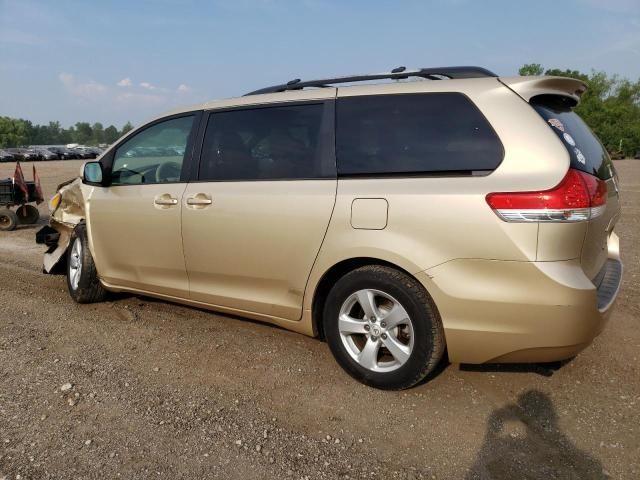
[532,95,614,180]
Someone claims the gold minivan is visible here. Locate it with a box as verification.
[39,66,623,389]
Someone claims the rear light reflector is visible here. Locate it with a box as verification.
[486,169,607,222]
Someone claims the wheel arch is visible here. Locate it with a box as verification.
[311,257,421,340]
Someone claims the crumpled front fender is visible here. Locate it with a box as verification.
[37,177,88,273]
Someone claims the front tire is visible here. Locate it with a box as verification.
[324,265,445,390]
[67,224,107,303]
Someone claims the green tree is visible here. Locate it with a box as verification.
[59,127,73,145]
[91,122,105,145]
[104,125,120,144]
[30,124,48,145]
[74,122,93,145]
[121,121,134,136]
[0,117,31,147]
[520,64,640,156]
[519,63,544,76]
[46,121,63,144]
[66,126,76,145]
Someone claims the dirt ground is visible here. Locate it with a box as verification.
[0,159,638,480]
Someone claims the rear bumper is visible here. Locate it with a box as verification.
[418,255,623,364]
[595,259,623,313]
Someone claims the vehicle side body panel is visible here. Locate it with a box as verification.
[40,75,623,365]
[87,183,190,297]
[304,78,568,311]
[181,179,336,320]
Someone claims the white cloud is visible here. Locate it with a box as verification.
[58,72,74,87]
[56,71,196,123]
[139,82,170,93]
[59,72,107,98]
[60,73,179,104]
[116,77,132,87]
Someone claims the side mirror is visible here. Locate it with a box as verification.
[82,161,104,186]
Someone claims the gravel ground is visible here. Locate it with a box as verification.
[0,160,638,479]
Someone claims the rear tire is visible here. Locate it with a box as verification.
[16,204,40,224]
[324,265,445,390]
[0,208,18,231]
[67,224,108,303]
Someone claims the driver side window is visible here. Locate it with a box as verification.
[112,115,195,185]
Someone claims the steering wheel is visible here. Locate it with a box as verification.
[155,161,182,183]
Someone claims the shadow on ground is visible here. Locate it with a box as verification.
[466,390,607,479]
[460,359,573,377]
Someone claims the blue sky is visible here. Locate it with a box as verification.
[1,0,639,128]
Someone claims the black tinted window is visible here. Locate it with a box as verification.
[336,93,503,175]
[199,103,331,181]
[532,96,614,180]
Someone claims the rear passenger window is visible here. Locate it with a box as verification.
[199,103,332,181]
[336,93,503,176]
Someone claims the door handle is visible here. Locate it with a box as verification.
[154,195,178,206]
[186,195,212,206]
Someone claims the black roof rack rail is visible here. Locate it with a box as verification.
[244,66,497,96]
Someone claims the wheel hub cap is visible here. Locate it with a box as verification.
[69,238,82,290]
[338,289,414,373]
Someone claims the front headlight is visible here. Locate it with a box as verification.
[49,192,62,213]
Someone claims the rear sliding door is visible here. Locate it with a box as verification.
[181,100,337,320]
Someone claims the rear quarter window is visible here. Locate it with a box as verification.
[532,95,614,180]
[336,93,504,176]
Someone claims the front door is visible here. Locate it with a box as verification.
[88,113,199,297]
[181,101,337,320]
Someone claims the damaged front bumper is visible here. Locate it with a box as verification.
[35,225,60,247]
[35,177,87,273]
[36,223,73,273]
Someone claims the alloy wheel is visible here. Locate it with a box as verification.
[69,238,83,290]
[338,289,414,372]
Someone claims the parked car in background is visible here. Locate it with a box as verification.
[24,148,44,161]
[33,148,59,161]
[0,150,16,162]
[46,146,79,160]
[5,149,24,160]
[88,147,105,157]
[72,147,95,159]
[6,148,39,161]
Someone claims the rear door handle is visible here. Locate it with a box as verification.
[154,194,178,206]
[186,194,212,206]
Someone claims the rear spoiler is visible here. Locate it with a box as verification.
[498,76,588,106]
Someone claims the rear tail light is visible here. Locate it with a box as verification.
[486,169,607,222]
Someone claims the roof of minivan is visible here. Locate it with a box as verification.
[135,74,587,136]
[158,76,499,119]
